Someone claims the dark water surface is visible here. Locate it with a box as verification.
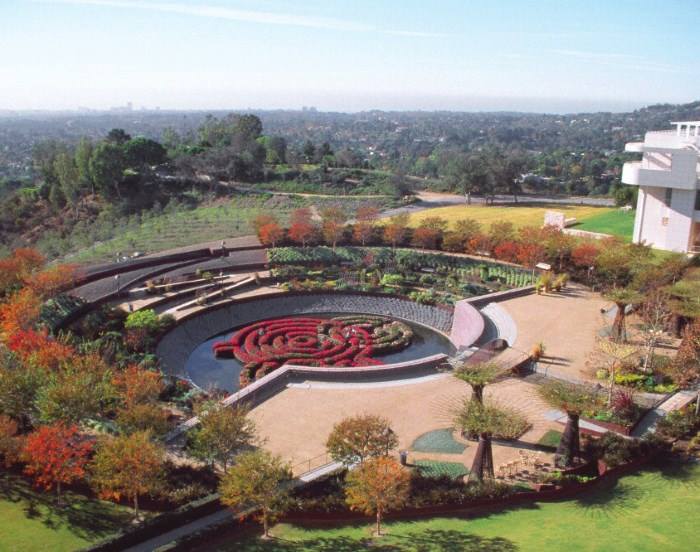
[184,313,456,392]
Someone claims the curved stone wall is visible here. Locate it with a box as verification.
[156,292,470,377]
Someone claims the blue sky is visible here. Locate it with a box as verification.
[1,0,699,112]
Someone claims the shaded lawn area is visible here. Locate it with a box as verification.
[204,460,699,552]
[0,472,133,552]
[573,209,635,239]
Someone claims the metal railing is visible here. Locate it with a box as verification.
[292,452,332,476]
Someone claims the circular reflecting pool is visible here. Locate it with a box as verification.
[184,313,456,393]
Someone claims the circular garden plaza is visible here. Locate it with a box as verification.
[1,231,699,551]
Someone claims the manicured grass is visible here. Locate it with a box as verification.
[414,460,469,479]
[411,429,466,454]
[403,204,616,231]
[538,429,563,449]
[572,209,635,239]
[208,460,699,551]
[0,472,133,552]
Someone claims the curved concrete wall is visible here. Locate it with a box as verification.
[156,292,463,377]
[450,299,485,351]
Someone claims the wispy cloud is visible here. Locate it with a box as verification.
[35,0,451,36]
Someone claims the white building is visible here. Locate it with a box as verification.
[622,121,700,254]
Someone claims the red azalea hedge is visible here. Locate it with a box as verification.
[213,315,413,387]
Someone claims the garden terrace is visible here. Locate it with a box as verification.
[269,247,536,305]
[69,247,268,305]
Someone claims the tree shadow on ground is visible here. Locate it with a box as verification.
[208,528,519,552]
[642,458,700,490]
[0,472,131,540]
[573,474,646,519]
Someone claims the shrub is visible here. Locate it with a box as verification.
[656,409,700,441]
[124,309,162,332]
[610,389,637,422]
[585,432,663,468]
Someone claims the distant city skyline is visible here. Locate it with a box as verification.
[1,0,699,113]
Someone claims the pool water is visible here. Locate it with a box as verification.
[184,313,455,393]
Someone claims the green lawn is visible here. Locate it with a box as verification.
[0,473,133,552]
[537,429,563,449]
[403,204,615,231]
[206,460,699,552]
[573,209,635,239]
[414,460,469,479]
[410,429,466,454]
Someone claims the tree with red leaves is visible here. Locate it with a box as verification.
[23,423,92,502]
[412,226,440,250]
[517,242,545,268]
[6,329,75,371]
[258,222,284,247]
[493,241,519,263]
[250,213,277,234]
[288,220,315,247]
[571,242,600,268]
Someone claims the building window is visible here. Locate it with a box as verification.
[695,190,700,211]
[664,188,673,207]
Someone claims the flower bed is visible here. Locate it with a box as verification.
[213,315,413,387]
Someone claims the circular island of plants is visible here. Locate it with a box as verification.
[212,315,414,387]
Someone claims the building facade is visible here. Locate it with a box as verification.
[622,121,700,254]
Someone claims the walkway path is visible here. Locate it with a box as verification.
[632,389,698,437]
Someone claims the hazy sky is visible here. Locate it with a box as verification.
[2,0,699,113]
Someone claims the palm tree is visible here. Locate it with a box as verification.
[455,401,496,482]
[538,380,599,468]
[449,359,504,405]
[604,287,642,343]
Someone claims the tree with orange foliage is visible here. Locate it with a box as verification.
[258,222,284,247]
[412,226,440,249]
[320,206,346,250]
[345,456,410,536]
[383,213,410,249]
[23,423,92,502]
[0,288,42,337]
[114,365,164,407]
[36,353,114,424]
[91,431,165,516]
[0,248,45,296]
[250,213,277,234]
[26,264,78,298]
[353,205,379,246]
[0,414,21,467]
[6,329,75,371]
